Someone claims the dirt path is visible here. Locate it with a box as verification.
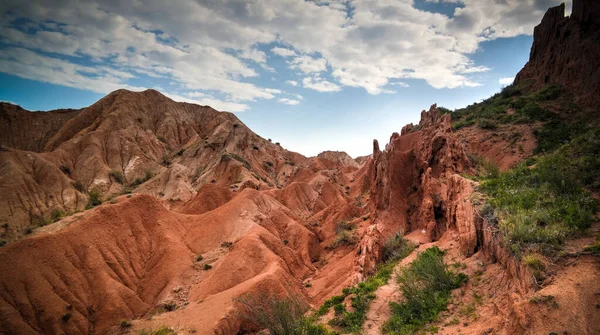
[362,243,432,334]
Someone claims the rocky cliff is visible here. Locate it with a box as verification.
[515,0,600,112]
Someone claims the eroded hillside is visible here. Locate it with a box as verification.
[0,1,599,335]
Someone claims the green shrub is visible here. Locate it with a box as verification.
[523,253,545,281]
[203,264,212,270]
[109,170,125,184]
[226,153,251,170]
[534,84,562,101]
[452,119,475,130]
[383,247,467,334]
[518,102,553,121]
[73,180,86,193]
[480,129,600,255]
[59,165,71,175]
[382,234,415,262]
[120,320,132,329]
[234,293,333,335]
[534,121,587,154]
[335,221,356,234]
[477,118,497,130]
[130,170,155,187]
[331,230,358,248]
[437,106,453,115]
[0,240,6,247]
[87,189,102,208]
[500,84,519,98]
[61,312,72,322]
[51,210,65,222]
[195,255,203,262]
[138,326,177,335]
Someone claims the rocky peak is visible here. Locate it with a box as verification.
[515,0,600,111]
[401,104,452,136]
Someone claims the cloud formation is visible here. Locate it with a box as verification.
[499,77,515,86]
[0,0,566,111]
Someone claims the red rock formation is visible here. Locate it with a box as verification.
[515,0,600,111]
[0,90,307,240]
[352,105,474,277]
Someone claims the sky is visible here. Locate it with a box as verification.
[0,0,571,157]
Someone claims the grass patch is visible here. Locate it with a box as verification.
[480,128,600,256]
[316,239,415,333]
[383,246,467,335]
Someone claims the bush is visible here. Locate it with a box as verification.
[73,180,86,193]
[518,102,553,121]
[195,255,203,262]
[109,170,125,184]
[523,253,545,282]
[203,264,212,270]
[383,247,467,334]
[452,119,475,130]
[130,170,155,187]
[87,189,102,208]
[62,312,72,322]
[234,293,333,335]
[534,84,562,101]
[331,230,358,248]
[480,129,600,255]
[59,165,71,175]
[51,210,65,223]
[120,320,132,329]
[382,234,415,262]
[437,106,453,115]
[138,326,177,335]
[335,221,356,234]
[477,118,497,130]
[500,84,519,98]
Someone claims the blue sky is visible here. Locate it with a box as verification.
[0,0,569,157]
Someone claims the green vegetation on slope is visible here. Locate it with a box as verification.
[383,246,467,335]
[317,237,415,333]
[479,128,600,256]
[235,293,334,335]
[441,81,587,154]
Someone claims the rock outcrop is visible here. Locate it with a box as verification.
[515,0,600,111]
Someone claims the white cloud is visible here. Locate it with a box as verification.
[271,47,297,57]
[0,0,567,103]
[278,98,300,105]
[288,55,327,74]
[303,76,341,92]
[164,92,249,112]
[296,94,304,100]
[286,80,298,86]
[390,82,409,88]
[499,77,514,86]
